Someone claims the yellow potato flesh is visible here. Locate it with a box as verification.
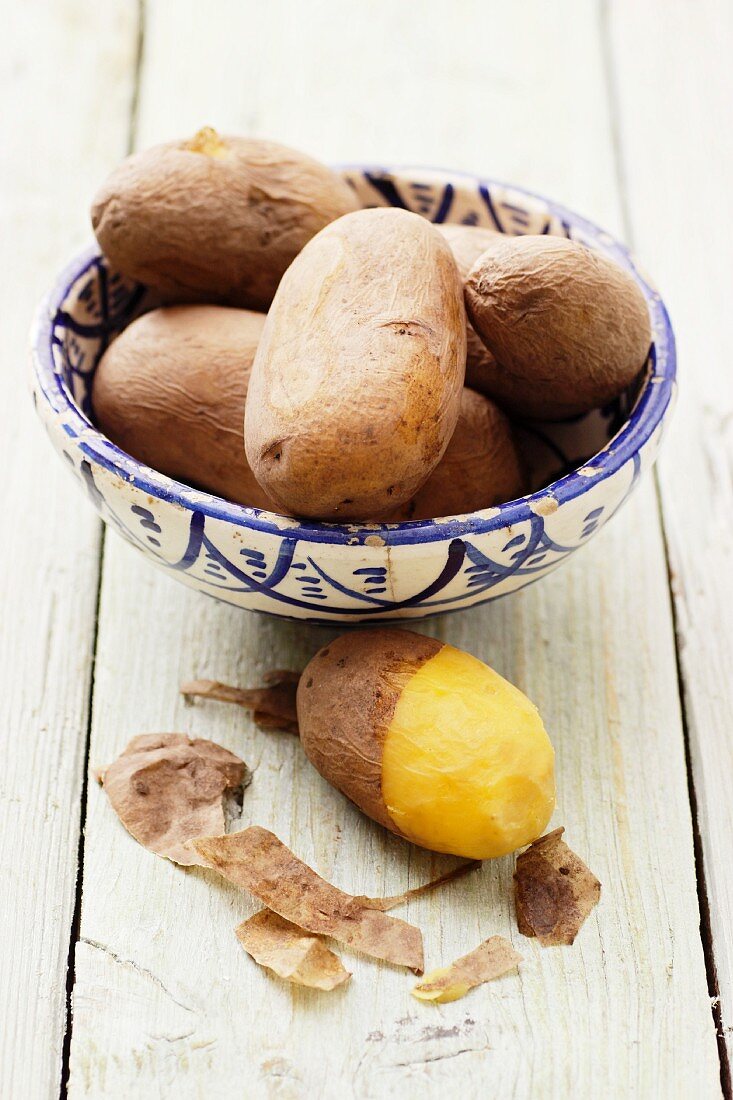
[411,967,471,1003]
[381,645,555,859]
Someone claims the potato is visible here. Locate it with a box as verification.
[437,224,501,394]
[388,386,526,520]
[244,208,466,520]
[465,235,652,419]
[297,629,555,859]
[92,305,277,509]
[91,127,360,310]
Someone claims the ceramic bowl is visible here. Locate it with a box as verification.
[30,166,676,624]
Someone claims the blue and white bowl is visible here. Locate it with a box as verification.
[30,167,676,624]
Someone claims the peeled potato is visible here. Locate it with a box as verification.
[465,235,652,419]
[297,629,555,860]
[245,208,466,520]
[388,387,526,520]
[437,224,502,394]
[92,305,276,509]
[91,128,360,310]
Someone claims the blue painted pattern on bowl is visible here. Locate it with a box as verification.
[29,167,676,623]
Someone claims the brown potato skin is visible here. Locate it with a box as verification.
[465,235,652,420]
[92,305,277,509]
[388,387,526,520]
[297,630,444,833]
[91,130,360,310]
[245,208,467,520]
[438,225,502,394]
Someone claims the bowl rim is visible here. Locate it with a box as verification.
[31,165,676,548]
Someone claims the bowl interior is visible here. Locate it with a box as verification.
[45,167,664,522]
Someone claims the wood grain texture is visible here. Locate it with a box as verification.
[0,3,140,1097]
[64,1,723,1096]
[608,0,733,1070]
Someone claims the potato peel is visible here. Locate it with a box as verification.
[181,671,300,733]
[99,733,249,866]
[412,935,522,1003]
[236,909,351,991]
[514,827,601,946]
[191,826,425,972]
[355,859,481,911]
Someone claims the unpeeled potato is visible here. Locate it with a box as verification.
[245,207,467,520]
[388,387,526,520]
[91,128,360,310]
[465,235,652,419]
[437,224,501,394]
[92,305,277,509]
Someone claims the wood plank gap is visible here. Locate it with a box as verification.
[58,5,146,1094]
[597,0,633,248]
[657,497,732,1098]
[58,535,107,1100]
[599,1,730,1092]
[127,0,147,156]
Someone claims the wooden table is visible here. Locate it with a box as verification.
[2,2,731,1096]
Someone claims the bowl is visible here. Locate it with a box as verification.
[30,166,676,624]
